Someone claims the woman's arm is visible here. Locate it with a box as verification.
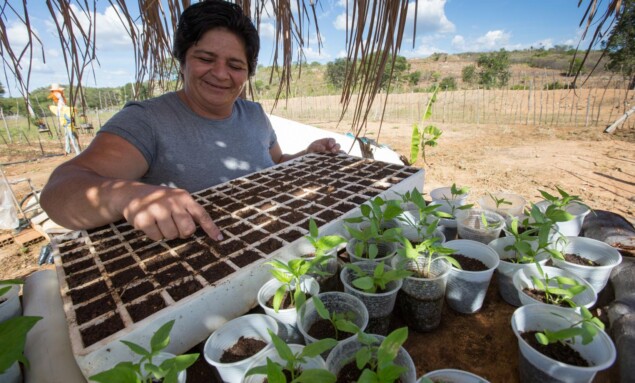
[40,133,222,241]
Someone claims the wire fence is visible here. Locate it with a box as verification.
[260,74,634,129]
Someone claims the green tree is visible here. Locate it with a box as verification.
[476,49,511,88]
[0,81,4,96]
[408,71,421,86]
[325,58,351,89]
[603,0,635,89]
[439,76,457,90]
[461,65,477,84]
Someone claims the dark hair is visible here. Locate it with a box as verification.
[173,0,259,76]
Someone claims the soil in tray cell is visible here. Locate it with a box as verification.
[135,244,164,261]
[60,247,91,263]
[98,245,129,262]
[153,263,189,286]
[242,229,268,243]
[230,250,264,268]
[201,262,235,284]
[163,236,191,248]
[127,293,167,323]
[62,257,96,275]
[167,279,203,302]
[66,267,102,289]
[57,239,86,253]
[277,229,304,243]
[118,281,155,304]
[102,255,136,273]
[225,222,252,236]
[261,219,287,234]
[68,280,109,305]
[128,236,156,251]
[333,201,356,214]
[175,242,207,258]
[316,209,341,222]
[88,230,116,242]
[255,238,283,254]
[186,252,218,269]
[145,253,178,273]
[93,238,123,252]
[208,239,247,258]
[75,295,117,325]
[122,230,144,242]
[280,211,308,225]
[109,265,146,288]
[80,313,125,347]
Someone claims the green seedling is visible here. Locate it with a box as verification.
[353,327,409,383]
[304,218,347,278]
[245,329,337,383]
[395,235,460,277]
[311,296,360,340]
[89,320,199,383]
[397,188,451,240]
[267,255,323,313]
[528,263,587,308]
[410,84,442,165]
[345,196,404,260]
[538,186,589,211]
[479,212,502,230]
[345,262,411,294]
[503,217,543,264]
[487,192,512,209]
[535,306,605,346]
[440,183,474,219]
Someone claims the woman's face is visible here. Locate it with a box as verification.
[180,28,249,119]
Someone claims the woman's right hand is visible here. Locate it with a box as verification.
[121,184,223,242]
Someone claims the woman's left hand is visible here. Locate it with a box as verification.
[306,137,341,154]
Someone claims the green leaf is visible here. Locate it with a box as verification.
[0,316,42,373]
[352,276,375,292]
[297,368,337,383]
[269,329,294,362]
[265,357,285,383]
[169,353,199,372]
[535,332,550,345]
[355,347,372,370]
[302,338,338,358]
[121,340,150,358]
[377,364,407,382]
[312,296,330,320]
[89,362,141,383]
[273,285,287,312]
[335,319,360,335]
[309,218,319,238]
[409,124,420,165]
[357,369,380,383]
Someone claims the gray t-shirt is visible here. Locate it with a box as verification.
[99,92,277,192]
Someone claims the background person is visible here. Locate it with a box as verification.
[48,84,81,155]
[40,0,340,242]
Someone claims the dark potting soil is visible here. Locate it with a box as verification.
[521,288,572,307]
[336,360,402,383]
[521,331,589,367]
[564,253,600,266]
[308,318,354,341]
[219,336,267,363]
[127,293,166,322]
[80,313,125,347]
[452,253,489,272]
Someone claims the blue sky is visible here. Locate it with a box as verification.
[2,0,597,96]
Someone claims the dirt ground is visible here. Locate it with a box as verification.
[0,119,633,382]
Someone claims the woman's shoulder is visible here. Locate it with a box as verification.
[234,97,265,115]
[122,92,179,110]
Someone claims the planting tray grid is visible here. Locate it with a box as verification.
[50,152,422,375]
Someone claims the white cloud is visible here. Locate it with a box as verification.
[333,12,350,31]
[451,35,465,50]
[475,30,511,50]
[302,46,331,61]
[406,0,455,35]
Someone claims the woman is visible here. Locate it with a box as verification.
[40,0,340,242]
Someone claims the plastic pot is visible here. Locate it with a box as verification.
[297,292,368,358]
[340,261,402,335]
[552,236,622,293]
[444,239,500,314]
[419,368,491,383]
[478,192,526,218]
[391,256,450,332]
[536,201,591,237]
[513,265,597,309]
[429,186,469,215]
[346,239,397,264]
[0,362,21,383]
[511,304,616,383]
[203,314,280,383]
[257,276,320,344]
[457,209,504,244]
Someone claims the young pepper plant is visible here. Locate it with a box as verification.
[395,235,460,277]
[311,296,361,340]
[528,263,587,308]
[397,188,450,240]
[266,256,322,313]
[245,329,337,383]
[304,218,347,278]
[535,306,605,346]
[345,262,411,294]
[354,327,409,383]
[89,320,199,383]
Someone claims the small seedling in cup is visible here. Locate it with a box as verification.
[353,327,409,383]
[345,262,411,294]
[535,306,605,346]
[528,263,587,308]
[487,192,512,209]
[245,329,337,383]
[311,296,360,340]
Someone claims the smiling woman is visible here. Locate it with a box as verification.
[38,0,340,243]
